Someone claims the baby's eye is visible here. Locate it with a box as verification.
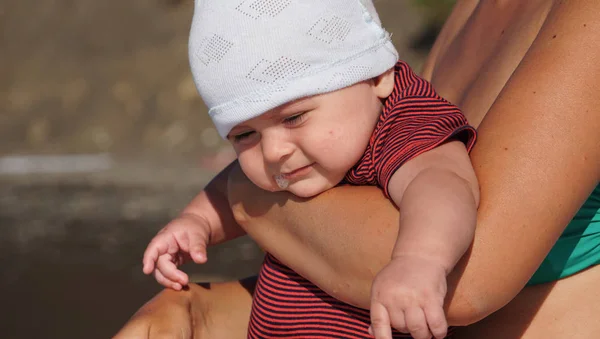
[283,112,307,126]
[231,131,255,143]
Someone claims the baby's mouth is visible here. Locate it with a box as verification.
[274,163,314,189]
[273,175,289,189]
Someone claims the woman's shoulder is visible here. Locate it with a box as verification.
[544,0,599,36]
[527,0,600,102]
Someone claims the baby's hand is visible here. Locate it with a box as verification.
[369,256,448,339]
[142,213,211,290]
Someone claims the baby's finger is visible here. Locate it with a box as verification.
[370,303,393,339]
[189,234,208,264]
[388,308,408,334]
[142,243,162,275]
[156,254,189,286]
[405,307,432,339]
[154,268,182,290]
[424,304,448,339]
[142,236,172,274]
[142,256,155,275]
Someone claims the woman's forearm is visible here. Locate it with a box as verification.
[228,171,543,326]
[228,154,596,327]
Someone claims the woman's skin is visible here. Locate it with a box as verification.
[114,278,256,338]
[115,0,600,337]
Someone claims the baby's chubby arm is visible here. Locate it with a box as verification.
[388,140,479,282]
[142,161,246,289]
[370,140,479,339]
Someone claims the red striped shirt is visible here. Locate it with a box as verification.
[344,61,476,196]
[248,61,476,338]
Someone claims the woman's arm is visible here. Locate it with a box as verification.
[228,0,600,326]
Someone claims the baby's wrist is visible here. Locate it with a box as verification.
[178,212,213,239]
[390,253,452,274]
[179,211,205,221]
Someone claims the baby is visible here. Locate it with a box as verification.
[142,1,478,338]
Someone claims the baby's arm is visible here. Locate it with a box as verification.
[179,160,247,245]
[388,140,479,283]
[370,140,479,339]
[142,161,246,289]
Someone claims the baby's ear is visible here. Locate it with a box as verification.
[372,68,395,99]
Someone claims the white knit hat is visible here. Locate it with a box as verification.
[189,0,399,138]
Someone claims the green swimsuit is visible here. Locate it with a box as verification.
[528,184,600,285]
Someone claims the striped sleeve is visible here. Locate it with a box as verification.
[374,94,477,198]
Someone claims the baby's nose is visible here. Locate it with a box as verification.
[261,133,294,164]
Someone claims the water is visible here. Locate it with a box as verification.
[0,180,263,339]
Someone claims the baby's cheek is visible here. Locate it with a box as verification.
[245,171,273,191]
[321,147,363,175]
[239,164,277,192]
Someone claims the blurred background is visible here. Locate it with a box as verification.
[0,1,452,338]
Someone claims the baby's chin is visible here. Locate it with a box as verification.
[252,178,334,198]
[285,182,333,198]
[258,184,323,198]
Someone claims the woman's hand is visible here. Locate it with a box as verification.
[114,279,256,339]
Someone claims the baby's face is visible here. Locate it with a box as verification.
[227,80,386,198]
